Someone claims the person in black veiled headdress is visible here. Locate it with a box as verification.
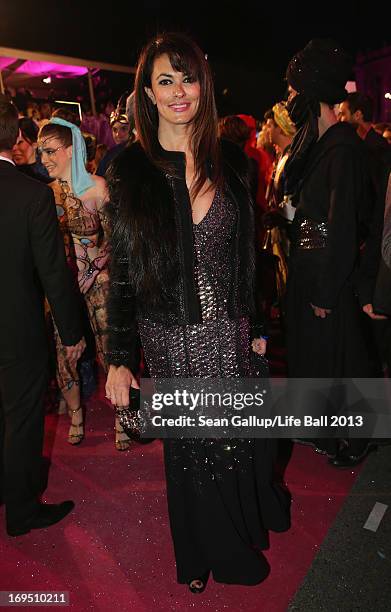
[284,39,376,467]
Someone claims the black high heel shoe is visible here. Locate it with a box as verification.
[188,571,209,594]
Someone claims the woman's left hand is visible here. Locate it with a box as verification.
[251,337,267,355]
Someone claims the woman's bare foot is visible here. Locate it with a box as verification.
[57,396,67,415]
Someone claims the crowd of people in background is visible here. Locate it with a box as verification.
[1,32,391,592]
[1,93,140,450]
[4,62,391,461]
[4,87,391,208]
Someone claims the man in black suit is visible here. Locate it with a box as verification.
[0,96,85,536]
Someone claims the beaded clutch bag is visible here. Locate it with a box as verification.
[115,388,142,440]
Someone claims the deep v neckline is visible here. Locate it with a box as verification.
[192,189,218,227]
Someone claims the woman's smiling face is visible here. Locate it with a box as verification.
[145,53,200,129]
[38,135,72,179]
[12,133,37,165]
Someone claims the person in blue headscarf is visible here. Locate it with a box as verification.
[38,115,131,451]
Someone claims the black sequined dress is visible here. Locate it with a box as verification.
[139,189,290,585]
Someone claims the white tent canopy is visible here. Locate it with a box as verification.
[0,46,136,114]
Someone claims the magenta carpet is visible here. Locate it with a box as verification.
[0,377,360,612]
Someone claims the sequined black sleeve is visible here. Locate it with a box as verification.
[105,184,139,371]
[225,143,266,339]
[252,241,266,340]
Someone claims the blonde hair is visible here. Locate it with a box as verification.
[272,102,296,137]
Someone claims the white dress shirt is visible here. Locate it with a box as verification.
[0,155,15,165]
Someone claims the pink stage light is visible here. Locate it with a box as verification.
[0,57,17,70]
[14,61,88,78]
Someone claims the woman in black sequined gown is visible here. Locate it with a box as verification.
[105,32,290,590]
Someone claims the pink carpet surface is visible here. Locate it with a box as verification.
[0,378,360,612]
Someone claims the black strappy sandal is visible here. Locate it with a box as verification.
[67,406,84,445]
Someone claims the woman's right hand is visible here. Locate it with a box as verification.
[105,365,139,408]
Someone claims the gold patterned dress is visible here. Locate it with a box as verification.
[262,150,291,307]
[51,179,110,392]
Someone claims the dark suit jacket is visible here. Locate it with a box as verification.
[0,159,82,366]
[365,128,391,171]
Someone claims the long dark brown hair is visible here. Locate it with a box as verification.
[134,31,222,198]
